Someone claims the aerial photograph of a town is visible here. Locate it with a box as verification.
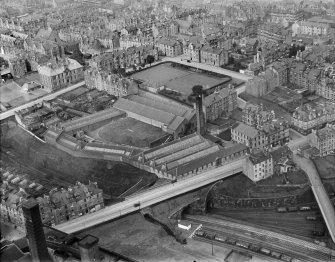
[0,0,335,261]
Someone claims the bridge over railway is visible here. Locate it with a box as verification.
[55,158,245,233]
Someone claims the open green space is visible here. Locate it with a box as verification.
[212,172,310,200]
[89,117,167,148]
[313,156,335,180]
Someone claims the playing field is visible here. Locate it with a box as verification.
[132,63,229,96]
[91,117,167,148]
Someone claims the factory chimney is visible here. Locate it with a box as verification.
[193,85,205,136]
[22,198,52,262]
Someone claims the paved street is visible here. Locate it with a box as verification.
[0,81,85,120]
[55,158,245,233]
[293,153,335,243]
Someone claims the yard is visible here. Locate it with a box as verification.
[0,81,48,107]
[313,155,335,180]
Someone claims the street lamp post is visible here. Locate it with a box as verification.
[212,234,216,256]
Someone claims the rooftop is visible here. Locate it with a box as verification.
[78,235,99,249]
[232,122,259,138]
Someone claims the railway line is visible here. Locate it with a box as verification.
[192,235,280,262]
[1,150,73,189]
[199,226,310,262]
[209,208,326,239]
[184,214,335,261]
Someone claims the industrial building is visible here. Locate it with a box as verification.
[137,134,248,180]
[113,90,196,138]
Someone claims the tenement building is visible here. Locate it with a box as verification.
[8,57,27,78]
[292,103,335,133]
[84,68,139,97]
[245,151,274,182]
[242,103,275,128]
[0,181,104,230]
[202,85,237,122]
[37,58,84,92]
[308,124,335,156]
[231,122,267,151]
[316,78,335,102]
[90,45,158,71]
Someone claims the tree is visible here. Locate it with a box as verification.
[0,57,8,68]
[192,85,204,96]
[146,55,155,66]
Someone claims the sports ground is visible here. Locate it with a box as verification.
[132,62,231,97]
[89,117,167,148]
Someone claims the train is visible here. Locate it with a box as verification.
[276,205,313,213]
[194,230,304,262]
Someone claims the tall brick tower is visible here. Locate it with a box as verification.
[193,85,205,135]
[22,198,51,262]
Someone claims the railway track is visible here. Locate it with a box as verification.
[1,150,73,188]
[184,214,335,261]
[209,209,325,239]
[201,226,316,262]
[192,235,281,262]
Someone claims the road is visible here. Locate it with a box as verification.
[0,81,85,120]
[55,158,245,233]
[293,153,335,243]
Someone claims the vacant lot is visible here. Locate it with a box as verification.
[0,81,48,107]
[313,156,335,180]
[90,117,167,148]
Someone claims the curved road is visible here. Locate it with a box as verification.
[293,153,335,243]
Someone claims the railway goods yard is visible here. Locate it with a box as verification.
[208,207,331,240]
[185,214,335,262]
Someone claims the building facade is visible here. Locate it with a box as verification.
[8,57,27,78]
[292,103,335,133]
[84,68,139,97]
[316,78,335,102]
[0,181,104,230]
[309,124,335,156]
[231,122,267,150]
[156,38,183,57]
[90,45,159,71]
[200,46,228,67]
[245,151,274,182]
[202,85,237,122]
[37,58,84,92]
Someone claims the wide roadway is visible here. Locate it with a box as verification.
[55,158,245,233]
[0,81,86,120]
[293,153,335,243]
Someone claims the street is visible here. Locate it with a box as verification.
[0,81,85,120]
[292,153,335,243]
